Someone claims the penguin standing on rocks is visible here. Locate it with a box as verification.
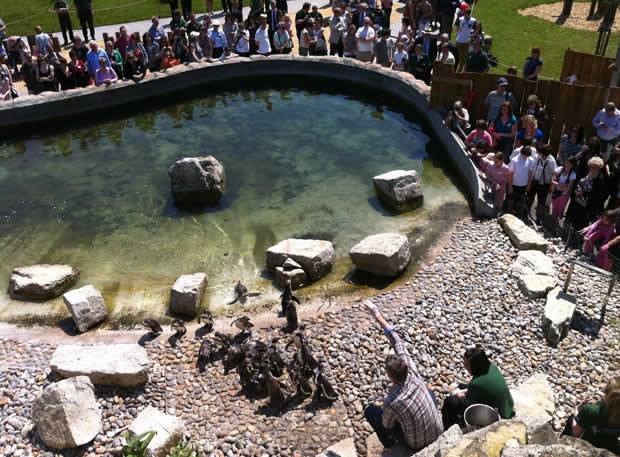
[143,319,163,335]
[262,364,286,414]
[198,310,214,331]
[312,366,338,403]
[171,319,187,338]
[288,363,312,397]
[229,281,261,305]
[198,338,215,363]
[231,316,254,335]
[286,331,319,376]
[280,279,300,315]
[285,299,298,332]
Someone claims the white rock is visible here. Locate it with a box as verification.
[511,251,555,278]
[63,285,108,333]
[275,266,308,290]
[32,376,101,449]
[542,287,577,347]
[169,273,207,317]
[128,406,185,457]
[283,257,302,270]
[266,239,334,282]
[349,233,411,277]
[50,344,150,386]
[511,373,555,422]
[518,274,557,299]
[373,170,423,212]
[9,264,80,300]
[316,438,357,457]
[499,214,548,252]
[168,156,225,206]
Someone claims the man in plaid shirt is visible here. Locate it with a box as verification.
[363,300,444,451]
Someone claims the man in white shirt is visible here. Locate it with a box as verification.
[508,146,534,220]
[527,144,557,224]
[255,18,271,55]
[592,101,620,160]
[436,44,454,65]
[454,7,475,72]
[329,7,346,57]
[355,17,375,62]
[510,136,537,161]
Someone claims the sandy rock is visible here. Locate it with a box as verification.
[412,424,463,456]
[317,437,357,457]
[128,406,185,457]
[9,264,80,300]
[542,287,576,347]
[169,272,207,317]
[445,420,526,457]
[511,251,555,278]
[501,436,612,457]
[32,376,101,449]
[518,274,557,299]
[499,215,548,252]
[266,239,334,282]
[63,285,108,333]
[168,156,225,206]
[275,266,308,289]
[373,170,423,212]
[511,373,555,421]
[50,344,150,386]
[349,233,411,277]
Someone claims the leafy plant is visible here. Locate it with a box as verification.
[168,440,201,457]
[121,430,157,457]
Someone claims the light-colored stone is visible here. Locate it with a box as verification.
[63,285,108,333]
[168,156,225,206]
[511,251,555,278]
[266,239,334,282]
[169,272,207,317]
[9,264,80,300]
[50,344,150,386]
[32,376,101,449]
[128,406,185,457]
[349,233,411,277]
[445,420,526,457]
[283,257,302,270]
[373,170,423,212]
[275,266,308,290]
[317,438,357,457]
[366,425,463,457]
[511,373,555,422]
[517,274,557,299]
[542,287,577,347]
[499,214,548,252]
[500,436,611,457]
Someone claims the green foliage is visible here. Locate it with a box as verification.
[121,430,157,457]
[168,440,201,457]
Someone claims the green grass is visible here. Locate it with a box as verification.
[2,0,223,38]
[473,0,620,79]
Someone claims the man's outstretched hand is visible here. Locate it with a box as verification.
[363,299,379,317]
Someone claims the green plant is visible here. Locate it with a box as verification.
[168,440,201,457]
[121,430,157,457]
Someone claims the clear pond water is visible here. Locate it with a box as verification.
[0,86,467,324]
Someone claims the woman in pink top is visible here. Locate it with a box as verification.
[466,119,493,169]
[579,210,617,269]
[482,151,510,213]
[94,57,118,86]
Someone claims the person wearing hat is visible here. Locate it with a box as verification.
[484,77,517,123]
[413,25,438,61]
[209,19,227,58]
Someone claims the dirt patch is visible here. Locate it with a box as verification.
[519,2,620,32]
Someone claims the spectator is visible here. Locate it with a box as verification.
[450,100,470,132]
[127,32,147,67]
[114,26,130,59]
[86,40,110,78]
[381,0,393,28]
[210,19,227,58]
[143,33,160,69]
[575,136,600,181]
[124,52,147,82]
[523,46,543,81]
[362,300,443,452]
[181,0,193,20]
[436,44,454,65]
[0,58,14,102]
[224,14,239,50]
[415,0,433,37]
[295,3,311,41]
[171,10,188,31]
[484,77,517,123]
[54,0,75,46]
[68,49,89,87]
[414,26,438,62]
[171,29,190,62]
[267,1,282,43]
[71,36,89,62]
[566,157,607,230]
[250,0,265,16]
[298,20,313,56]
[255,18,271,55]
[438,33,459,70]
[483,151,510,213]
[355,17,375,63]
[465,37,488,73]
[352,3,373,30]
[551,157,577,229]
[392,41,408,71]
[558,125,584,165]
[409,43,431,84]
[231,0,244,22]
[466,119,493,154]
[490,102,518,162]
[168,0,179,17]
[341,24,356,59]
[524,94,546,136]
[483,35,498,67]
[187,13,201,34]
[507,65,518,76]
[20,53,38,94]
[105,41,123,78]
[234,22,250,57]
[149,17,166,45]
[442,347,514,429]
[6,36,30,79]
[34,54,56,93]
[55,57,75,90]
[309,18,327,56]
[438,0,458,37]
[592,101,620,161]
[160,47,180,69]
[454,7,475,72]
[398,18,413,45]
[527,144,557,224]
[309,4,323,23]
[508,145,534,219]
[374,30,394,68]
[0,17,5,41]
[273,23,290,54]
[515,115,543,150]
[188,31,204,61]
[34,26,52,56]
[329,8,346,57]
[74,0,95,41]
[580,210,617,267]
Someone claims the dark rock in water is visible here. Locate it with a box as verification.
[373,169,423,213]
[168,156,225,207]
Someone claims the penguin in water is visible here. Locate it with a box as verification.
[231,316,254,335]
[280,279,300,315]
[229,281,261,305]
[262,363,286,414]
[312,366,338,403]
[143,319,163,335]
[198,310,214,331]
[171,319,187,338]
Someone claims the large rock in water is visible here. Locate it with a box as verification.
[168,156,225,206]
[128,406,185,457]
[266,239,334,282]
[499,214,548,252]
[32,376,101,449]
[169,272,207,317]
[275,258,308,289]
[349,233,411,277]
[63,285,108,333]
[50,344,150,386]
[373,170,423,212]
[9,264,80,300]
[542,287,576,347]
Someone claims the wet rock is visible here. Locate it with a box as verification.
[499,215,548,252]
[349,233,411,277]
[275,266,308,289]
[373,170,423,213]
[168,156,225,206]
[266,239,334,282]
[63,285,108,333]
[169,273,208,318]
[542,288,576,347]
[9,264,80,300]
[128,406,184,457]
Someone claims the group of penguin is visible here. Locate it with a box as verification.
[141,278,337,414]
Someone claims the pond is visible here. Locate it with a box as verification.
[0,84,468,325]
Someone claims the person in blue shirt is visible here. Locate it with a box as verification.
[86,40,110,78]
[523,47,543,81]
[209,20,227,59]
[149,16,167,44]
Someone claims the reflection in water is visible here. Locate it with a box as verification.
[0,88,467,324]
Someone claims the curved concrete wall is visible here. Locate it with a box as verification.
[0,55,493,217]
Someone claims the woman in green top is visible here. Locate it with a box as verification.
[442,347,514,429]
[105,40,123,78]
[563,376,620,454]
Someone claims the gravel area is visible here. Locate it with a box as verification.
[519,2,620,32]
[0,218,618,457]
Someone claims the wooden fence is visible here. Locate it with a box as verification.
[560,49,615,86]
[430,62,620,151]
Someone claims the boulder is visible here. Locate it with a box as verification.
[32,376,101,449]
[63,285,108,333]
[511,374,557,445]
[266,239,334,282]
[518,274,557,299]
[168,156,225,206]
[275,266,308,289]
[169,272,207,317]
[445,420,526,457]
[511,251,555,278]
[349,233,411,277]
[9,264,80,300]
[542,287,576,347]
[366,425,462,457]
[50,344,150,387]
[501,436,612,457]
[317,438,357,457]
[499,214,548,252]
[373,170,423,212]
[128,406,185,457]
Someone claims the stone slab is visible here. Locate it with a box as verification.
[128,406,185,457]
[542,287,577,347]
[317,438,357,457]
[349,233,411,277]
[63,285,108,333]
[499,214,548,252]
[9,264,80,300]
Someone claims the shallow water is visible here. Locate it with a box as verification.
[0,87,467,324]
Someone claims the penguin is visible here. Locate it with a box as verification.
[171,319,187,338]
[228,281,261,305]
[288,363,313,397]
[198,310,214,331]
[143,318,163,334]
[231,316,254,334]
[237,357,254,386]
[198,338,214,363]
[280,279,300,315]
[285,300,298,332]
[214,331,234,349]
[286,332,319,375]
[313,367,338,403]
[223,344,245,373]
[262,364,286,414]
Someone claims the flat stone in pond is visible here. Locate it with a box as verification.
[50,344,150,386]
[266,238,334,282]
[349,233,411,277]
[63,285,108,333]
[9,264,80,300]
[499,215,548,252]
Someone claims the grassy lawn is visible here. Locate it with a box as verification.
[473,0,620,79]
[2,0,223,38]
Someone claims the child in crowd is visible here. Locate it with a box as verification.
[391,41,408,71]
[483,151,509,213]
[579,210,617,268]
[466,119,493,162]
